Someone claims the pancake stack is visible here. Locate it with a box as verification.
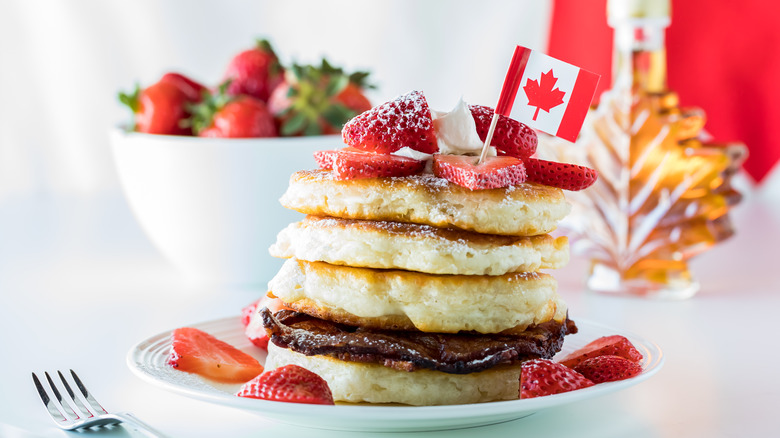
[258,168,577,406]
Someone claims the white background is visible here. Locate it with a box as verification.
[0,0,553,199]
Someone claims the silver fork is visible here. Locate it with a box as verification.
[32,370,167,437]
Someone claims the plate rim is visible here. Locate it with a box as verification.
[127,316,664,429]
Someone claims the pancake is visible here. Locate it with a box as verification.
[270,215,569,275]
[265,342,523,405]
[268,258,566,334]
[279,170,571,236]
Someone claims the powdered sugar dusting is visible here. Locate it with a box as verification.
[342,90,438,154]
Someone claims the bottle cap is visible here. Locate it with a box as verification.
[607,0,670,20]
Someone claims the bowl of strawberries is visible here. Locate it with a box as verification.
[111,40,373,287]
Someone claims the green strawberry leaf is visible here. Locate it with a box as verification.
[321,103,355,128]
[281,112,308,136]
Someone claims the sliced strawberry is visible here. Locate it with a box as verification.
[314,150,338,170]
[236,364,335,405]
[432,154,526,190]
[469,105,537,159]
[332,150,425,180]
[573,355,643,383]
[342,90,438,154]
[313,147,365,170]
[167,327,263,383]
[520,359,594,399]
[524,157,598,191]
[245,297,290,349]
[558,335,643,369]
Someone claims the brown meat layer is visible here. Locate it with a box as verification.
[261,309,577,374]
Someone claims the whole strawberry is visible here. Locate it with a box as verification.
[520,359,594,399]
[161,72,207,102]
[574,355,643,383]
[342,90,438,154]
[268,60,373,136]
[119,73,205,135]
[469,105,537,159]
[223,39,284,102]
[236,365,335,405]
[189,84,277,138]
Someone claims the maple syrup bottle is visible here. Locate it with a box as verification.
[544,0,746,299]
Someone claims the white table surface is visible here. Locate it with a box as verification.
[1,188,778,438]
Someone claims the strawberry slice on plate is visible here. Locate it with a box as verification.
[573,355,643,383]
[236,364,335,405]
[524,157,598,191]
[469,104,537,159]
[167,327,263,383]
[558,335,643,368]
[342,90,438,154]
[432,154,526,190]
[520,359,594,399]
[328,150,426,180]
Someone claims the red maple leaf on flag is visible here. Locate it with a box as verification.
[523,69,566,121]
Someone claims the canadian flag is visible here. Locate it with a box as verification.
[496,45,600,142]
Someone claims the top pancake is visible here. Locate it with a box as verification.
[280,170,571,236]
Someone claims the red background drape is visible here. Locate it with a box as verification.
[547,0,780,183]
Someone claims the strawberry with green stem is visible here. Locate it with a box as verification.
[188,82,277,138]
[269,59,374,136]
[118,73,206,135]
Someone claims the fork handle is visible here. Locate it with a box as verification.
[112,412,169,438]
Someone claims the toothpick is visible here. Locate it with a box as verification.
[476,113,500,165]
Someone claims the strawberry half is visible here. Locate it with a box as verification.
[167,327,263,383]
[524,157,598,191]
[520,359,594,399]
[469,105,537,159]
[432,154,526,190]
[331,150,426,180]
[236,364,335,405]
[573,355,643,383]
[558,335,643,369]
[342,90,438,154]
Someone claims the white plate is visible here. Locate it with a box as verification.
[127,316,663,432]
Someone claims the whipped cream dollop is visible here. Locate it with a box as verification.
[392,97,496,166]
[432,98,496,157]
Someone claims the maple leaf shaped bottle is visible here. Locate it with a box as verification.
[541,0,746,299]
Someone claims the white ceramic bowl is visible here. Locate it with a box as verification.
[110,128,342,287]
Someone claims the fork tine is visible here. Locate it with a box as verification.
[44,372,80,420]
[32,373,69,424]
[69,369,109,415]
[57,370,95,418]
